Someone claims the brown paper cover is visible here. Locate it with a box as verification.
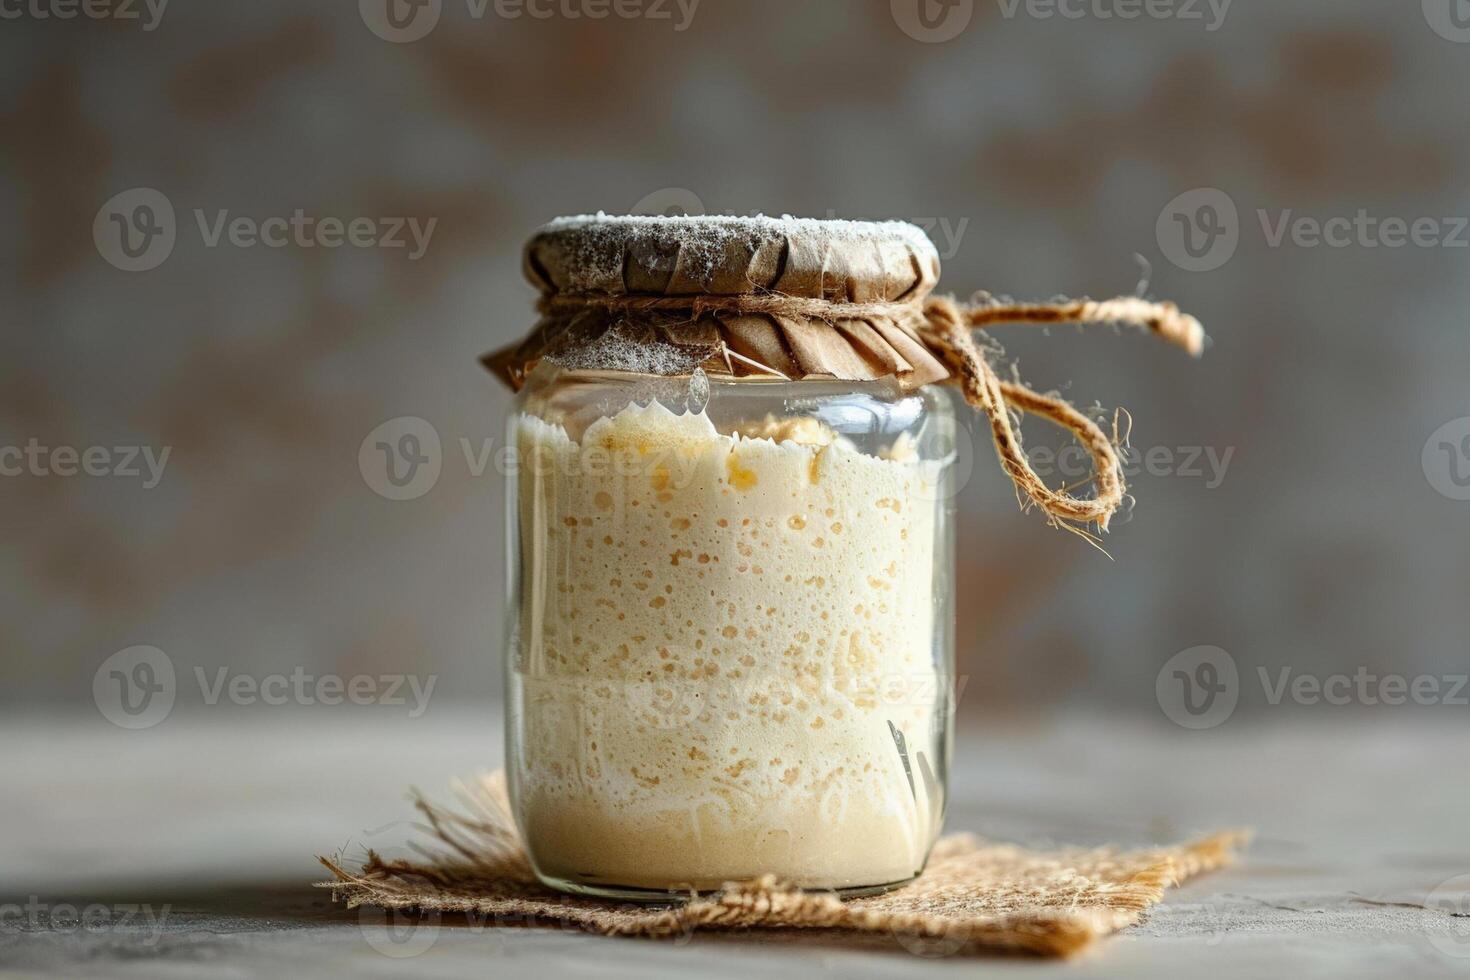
[485,215,950,390]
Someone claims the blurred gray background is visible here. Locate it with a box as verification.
[3,0,1468,725]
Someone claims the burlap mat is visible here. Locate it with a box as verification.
[318,773,1245,958]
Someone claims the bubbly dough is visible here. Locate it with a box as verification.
[510,400,947,891]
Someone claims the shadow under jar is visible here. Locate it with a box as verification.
[495,216,959,901]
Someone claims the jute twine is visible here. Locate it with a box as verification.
[538,290,1205,535]
[318,773,1245,959]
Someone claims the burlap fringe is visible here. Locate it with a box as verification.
[317,773,1246,959]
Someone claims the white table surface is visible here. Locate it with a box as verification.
[4,709,1469,978]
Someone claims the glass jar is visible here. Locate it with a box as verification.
[490,212,1203,898]
[504,365,957,899]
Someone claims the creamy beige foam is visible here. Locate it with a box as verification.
[510,400,947,891]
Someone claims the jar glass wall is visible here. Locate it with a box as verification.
[504,365,957,899]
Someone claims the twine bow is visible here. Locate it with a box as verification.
[919,295,1204,533]
[535,290,1205,535]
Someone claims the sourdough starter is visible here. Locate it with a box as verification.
[509,400,946,891]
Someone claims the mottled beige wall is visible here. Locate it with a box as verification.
[3,1,1468,722]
